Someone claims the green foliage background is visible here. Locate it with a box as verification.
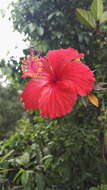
[11,0,91,51]
[0,0,107,189]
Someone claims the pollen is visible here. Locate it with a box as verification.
[21,54,43,78]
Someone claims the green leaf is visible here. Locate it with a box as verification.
[21,171,29,185]
[100,11,107,24]
[41,154,53,161]
[36,174,45,190]
[0,150,14,162]
[13,168,24,182]
[16,152,30,166]
[0,9,5,17]
[41,155,53,170]
[90,0,103,20]
[28,23,36,33]
[23,49,31,55]
[76,9,96,28]
[89,184,107,190]
[38,26,44,36]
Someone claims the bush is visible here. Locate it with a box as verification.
[89,184,107,190]
[0,109,104,190]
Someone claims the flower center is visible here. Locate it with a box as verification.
[21,55,43,78]
[52,75,59,83]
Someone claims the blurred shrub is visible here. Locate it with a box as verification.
[0,84,23,139]
[0,113,102,189]
[89,184,107,190]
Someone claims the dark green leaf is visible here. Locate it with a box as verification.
[36,174,45,190]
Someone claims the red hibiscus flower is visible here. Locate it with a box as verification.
[19,48,95,119]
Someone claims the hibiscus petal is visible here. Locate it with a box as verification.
[44,48,84,80]
[47,48,84,63]
[39,82,77,119]
[19,79,43,110]
[69,61,95,96]
[58,48,84,60]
